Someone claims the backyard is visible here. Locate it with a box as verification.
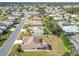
[43,35,66,56]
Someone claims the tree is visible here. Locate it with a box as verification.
[60,33,73,49]
[23,24,31,36]
[37,7,45,15]
[16,48,23,53]
[43,16,62,35]
[16,45,23,53]
[63,52,70,56]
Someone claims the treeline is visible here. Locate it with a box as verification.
[0,2,79,6]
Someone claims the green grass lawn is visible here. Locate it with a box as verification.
[0,13,5,20]
[23,23,32,35]
[0,13,11,22]
[0,31,12,46]
[7,25,16,29]
[9,44,50,56]
[60,34,73,50]
[65,7,79,15]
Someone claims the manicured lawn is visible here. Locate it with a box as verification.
[9,44,50,56]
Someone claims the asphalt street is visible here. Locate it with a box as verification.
[0,11,28,56]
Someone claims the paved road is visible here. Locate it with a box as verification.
[0,11,28,56]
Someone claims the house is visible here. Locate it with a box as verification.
[30,16,42,21]
[7,16,15,19]
[29,26,44,35]
[61,25,79,33]
[0,21,13,26]
[61,21,75,26]
[12,11,22,16]
[4,16,16,22]
[21,36,48,51]
[0,6,10,12]
[53,16,63,21]
[29,11,39,16]
[13,16,20,19]
[71,14,78,18]
[47,11,56,16]
[61,21,79,33]
[28,20,43,26]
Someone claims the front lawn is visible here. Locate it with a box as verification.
[9,44,50,56]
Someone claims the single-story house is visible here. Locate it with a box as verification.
[53,16,63,21]
[28,20,43,26]
[0,21,13,26]
[61,25,79,33]
[12,12,22,16]
[30,16,42,21]
[71,14,78,18]
[29,26,44,35]
[21,36,48,51]
[29,11,40,16]
[13,16,20,19]
[4,16,16,22]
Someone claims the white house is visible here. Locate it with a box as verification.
[29,26,44,35]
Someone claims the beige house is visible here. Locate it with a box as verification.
[30,16,42,21]
[29,26,44,35]
[21,36,48,51]
[28,20,43,26]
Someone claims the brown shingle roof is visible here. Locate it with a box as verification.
[21,36,45,49]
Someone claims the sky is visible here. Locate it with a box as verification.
[0,0,79,2]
